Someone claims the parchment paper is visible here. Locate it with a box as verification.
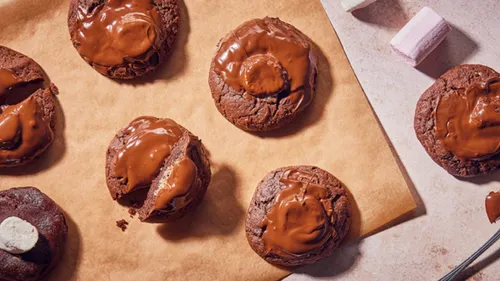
[0,0,416,280]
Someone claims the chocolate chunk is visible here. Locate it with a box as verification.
[116,219,129,232]
[128,208,137,218]
[485,191,500,223]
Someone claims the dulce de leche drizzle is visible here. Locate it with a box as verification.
[153,157,199,211]
[73,0,163,67]
[214,18,313,108]
[485,191,500,223]
[259,169,333,257]
[0,95,54,163]
[113,117,182,193]
[435,79,500,159]
[0,69,53,164]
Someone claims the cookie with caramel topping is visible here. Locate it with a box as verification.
[415,64,500,177]
[0,46,58,167]
[245,166,351,266]
[209,17,318,132]
[106,116,211,221]
[68,0,179,79]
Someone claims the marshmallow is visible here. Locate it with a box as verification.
[0,217,39,254]
[341,0,378,12]
[390,7,451,66]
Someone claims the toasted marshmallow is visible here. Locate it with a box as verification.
[0,216,39,254]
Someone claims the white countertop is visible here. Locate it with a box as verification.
[288,1,500,280]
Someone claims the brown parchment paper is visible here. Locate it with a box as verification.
[0,0,416,280]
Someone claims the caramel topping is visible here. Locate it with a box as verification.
[0,68,53,165]
[260,169,333,257]
[0,69,22,95]
[485,191,500,223]
[214,18,313,107]
[436,79,500,159]
[242,55,285,96]
[154,157,199,211]
[113,117,183,193]
[73,0,163,67]
[0,95,54,163]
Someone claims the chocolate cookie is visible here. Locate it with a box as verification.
[414,64,500,177]
[106,116,211,222]
[209,17,318,132]
[245,166,351,266]
[67,0,179,79]
[0,46,58,167]
[0,187,68,281]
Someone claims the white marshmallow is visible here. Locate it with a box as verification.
[390,7,451,66]
[341,0,378,12]
[0,217,39,254]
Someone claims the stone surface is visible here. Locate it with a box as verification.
[287,0,500,280]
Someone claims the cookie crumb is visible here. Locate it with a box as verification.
[128,208,137,218]
[434,264,441,272]
[116,219,128,232]
[430,245,449,256]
